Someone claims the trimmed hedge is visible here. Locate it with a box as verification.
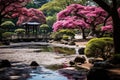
[85,37,113,60]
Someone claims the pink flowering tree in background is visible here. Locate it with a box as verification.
[53,16,88,39]
[101,7,120,32]
[100,16,113,37]
[12,8,46,25]
[101,7,120,36]
[0,0,31,25]
[54,4,108,38]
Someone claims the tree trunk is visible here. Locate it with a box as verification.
[81,27,86,39]
[0,16,2,25]
[111,7,120,53]
[88,24,96,37]
[93,0,120,54]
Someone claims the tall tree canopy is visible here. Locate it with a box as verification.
[53,4,107,38]
[12,8,46,25]
[33,0,49,7]
[0,0,46,26]
[0,0,31,25]
[40,0,87,16]
[26,0,49,8]
[93,0,120,53]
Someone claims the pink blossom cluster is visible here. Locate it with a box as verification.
[101,25,113,31]
[53,4,108,32]
[0,0,46,25]
[101,7,120,32]
[53,17,88,31]
[0,0,30,17]
[12,8,46,25]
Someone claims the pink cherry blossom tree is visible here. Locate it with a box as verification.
[12,8,46,25]
[0,0,46,26]
[54,4,108,38]
[53,16,88,39]
[0,0,31,25]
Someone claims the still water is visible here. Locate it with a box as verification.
[0,43,87,80]
[27,66,68,80]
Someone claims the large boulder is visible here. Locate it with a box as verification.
[0,60,11,68]
[87,67,110,80]
[74,56,86,64]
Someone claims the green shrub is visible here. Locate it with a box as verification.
[40,24,49,29]
[51,29,75,41]
[110,54,120,64]
[15,28,25,38]
[59,29,75,38]
[85,37,113,60]
[15,28,25,33]
[50,32,62,41]
[2,32,13,39]
[62,35,69,41]
[1,21,15,32]
[1,21,15,28]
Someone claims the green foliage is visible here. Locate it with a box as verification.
[51,32,62,40]
[40,0,86,16]
[14,28,25,39]
[59,29,75,37]
[85,37,113,60]
[40,2,62,16]
[46,15,56,27]
[40,24,50,33]
[110,54,120,64]
[15,28,25,38]
[1,21,15,29]
[2,32,13,38]
[26,0,48,8]
[40,24,49,29]
[26,1,39,8]
[15,28,25,34]
[51,29,75,41]
[1,21,15,32]
[62,35,69,41]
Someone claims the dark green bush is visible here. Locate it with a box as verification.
[2,32,13,39]
[62,35,69,41]
[51,29,75,41]
[85,37,113,60]
[110,54,120,64]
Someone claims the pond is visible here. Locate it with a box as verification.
[27,66,68,80]
[0,42,87,80]
[27,66,87,80]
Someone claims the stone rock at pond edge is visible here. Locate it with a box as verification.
[0,60,11,68]
[87,67,110,80]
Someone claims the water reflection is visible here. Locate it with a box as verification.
[0,43,87,80]
[27,66,87,80]
[27,66,68,80]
